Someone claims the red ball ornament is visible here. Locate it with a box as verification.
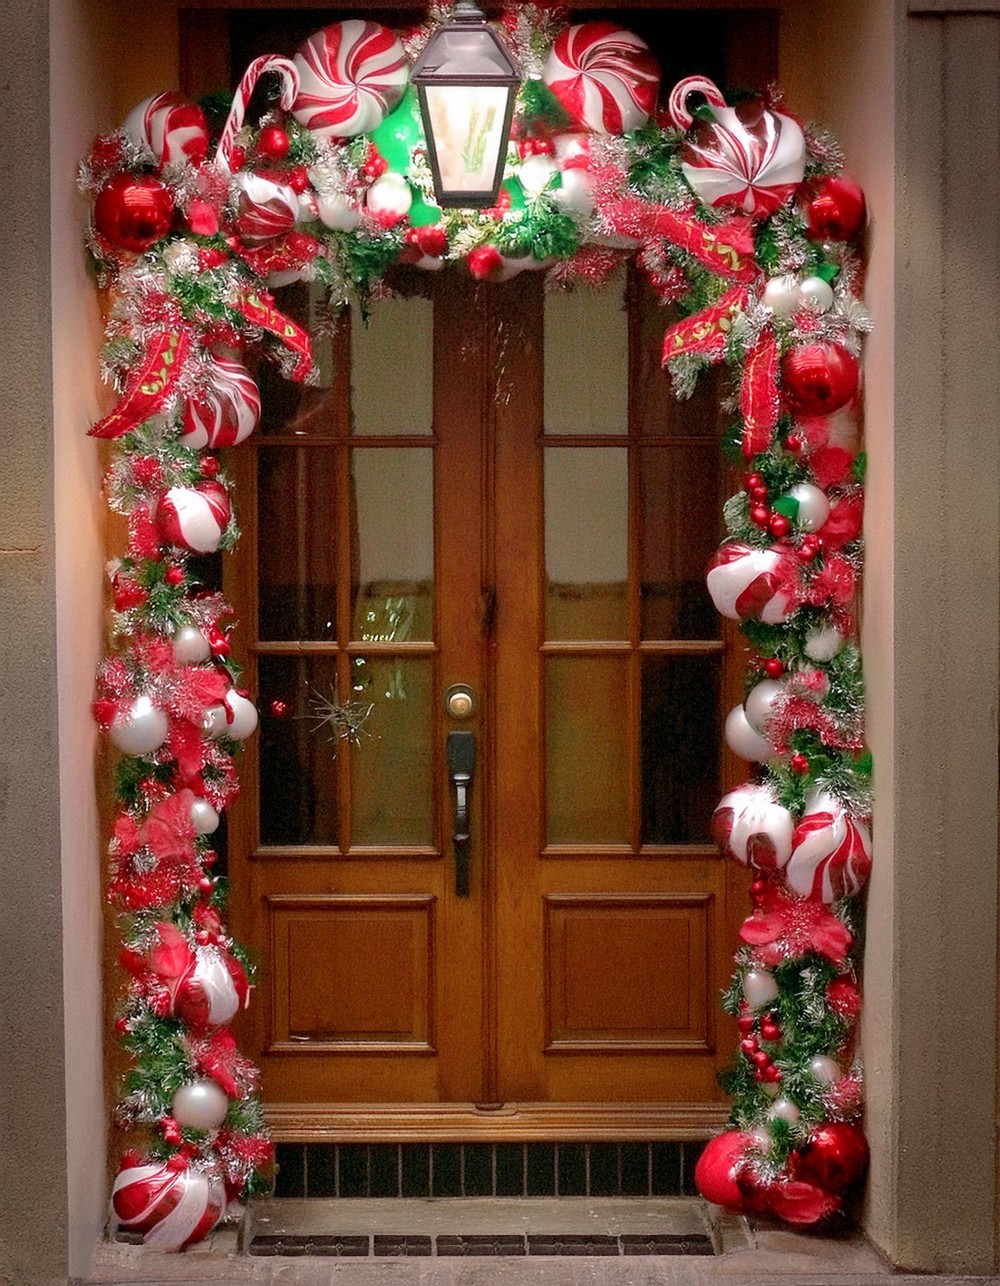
[764,658,784,679]
[94,174,174,253]
[782,343,859,418]
[288,165,311,193]
[795,1122,869,1193]
[737,1013,755,1035]
[258,125,291,160]
[750,505,770,528]
[804,176,867,243]
[694,1131,753,1210]
[740,1037,758,1056]
[200,455,220,478]
[270,699,289,718]
[785,433,803,453]
[768,513,790,539]
[791,752,810,775]
[164,564,185,587]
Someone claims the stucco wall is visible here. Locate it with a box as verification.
[782,0,999,1273]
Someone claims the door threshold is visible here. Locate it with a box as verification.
[243,1195,734,1258]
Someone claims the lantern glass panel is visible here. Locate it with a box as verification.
[422,83,512,200]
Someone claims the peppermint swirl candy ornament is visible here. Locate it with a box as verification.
[181,356,261,449]
[156,482,232,555]
[711,784,794,872]
[123,91,210,167]
[706,541,799,625]
[543,22,660,135]
[292,20,409,139]
[112,1158,226,1250]
[233,173,299,246]
[669,76,805,218]
[786,791,872,903]
[170,944,250,1030]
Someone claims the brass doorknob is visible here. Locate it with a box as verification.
[444,684,475,719]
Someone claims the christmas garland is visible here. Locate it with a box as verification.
[82,2,871,1249]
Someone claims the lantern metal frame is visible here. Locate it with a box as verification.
[411,0,521,209]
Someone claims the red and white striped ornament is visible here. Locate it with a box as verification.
[181,356,260,449]
[215,56,300,174]
[292,20,408,139]
[706,542,798,625]
[111,1157,226,1251]
[711,784,794,873]
[233,173,299,246]
[170,944,250,1030]
[668,77,805,219]
[124,92,210,168]
[543,22,660,135]
[786,791,872,902]
[156,482,231,555]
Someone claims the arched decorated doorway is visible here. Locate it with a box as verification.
[176,6,780,1140]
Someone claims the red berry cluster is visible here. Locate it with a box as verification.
[737,1004,783,1085]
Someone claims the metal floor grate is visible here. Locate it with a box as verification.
[248,1230,715,1257]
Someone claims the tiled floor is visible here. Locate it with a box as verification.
[88,1197,1000,1285]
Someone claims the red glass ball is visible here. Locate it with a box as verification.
[258,125,291,160]
[782,343,859,418]
[804,176,866,242]
[764,658,784,679]
[795,1122,868,1193]
[694,1131,752,1210]
[94,173,174,252]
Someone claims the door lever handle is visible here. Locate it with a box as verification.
[446,730,476,897]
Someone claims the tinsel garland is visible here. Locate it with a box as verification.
[83,2,872,1246]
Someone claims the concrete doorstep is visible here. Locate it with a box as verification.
[88,1197,996,1285]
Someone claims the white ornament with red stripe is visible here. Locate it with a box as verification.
[725,705,775,762]
[711,784,794,873]
[786,790,873,902]
[543,22,660,136]
[109,695,169,756]
[112,1157,226,1251]
[292,20,408,139]
[181,355,261,449]
[706,541,798,624]
[156,482,231,555]
[365,172,412,221]
[124,92,210,168]
[668,76,805,218]
[171,943,250,1029]
[205,689,259,742]
[233,173,299,245]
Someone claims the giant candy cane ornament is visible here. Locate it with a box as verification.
[215,56,301,175]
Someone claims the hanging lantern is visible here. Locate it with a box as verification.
[411,0,520,208]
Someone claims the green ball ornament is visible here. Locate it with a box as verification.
[370,86,425,173]
[408,188,443,228]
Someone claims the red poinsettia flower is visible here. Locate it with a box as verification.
[142,788,197,862]
[740,884,852,967]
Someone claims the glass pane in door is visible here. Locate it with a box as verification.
[641,654,721,844]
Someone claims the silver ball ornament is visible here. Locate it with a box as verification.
[725,704,775,762]
[190,797,220,835]
[809,1054,841,1085]
[768,1096,801,1125]
[744,679,784,734]
[109,695,169,756]
[798,275,835,312]
[170,1079,230,1131]
[172,625,211,665]
[743,969,779,1009]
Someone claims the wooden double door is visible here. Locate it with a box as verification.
[228,268,745,1134]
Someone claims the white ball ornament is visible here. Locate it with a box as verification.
[748,1123,773,1151]
[172,625,212,665]
[725,704,775,762]
[809,1055,841,1086]
[365,173,412,221]
[799,275,835,312]
[804,622,845,662]
[190,797,220,836]
[768,1097,801,1125]
[206,690,259,742]
[743,969,779,1009]
[553,167,596,218]
[519,154,558,197]
[760,1079,781,1099]
[110,695,169,756]
[171,1079,230,1131]
[744,679,784,734]
[762,274,800,316]
[316,192,362,231]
